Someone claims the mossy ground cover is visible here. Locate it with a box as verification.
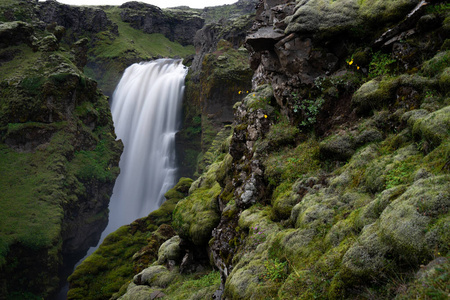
[0,22,124,295]
[0,144,63,266]
[263,138,321,186]
[162,270,221,299]
[90,8,195,60]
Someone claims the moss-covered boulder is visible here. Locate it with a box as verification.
[117,283,161,300]
[157,235,182,266]
[410,106,450,148]
[285,0,420,37]
[351,77,396,114]
[133,265,176,288]
[172,183,221,246]
[319,134,356,161]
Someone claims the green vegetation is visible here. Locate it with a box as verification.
[163,270,221,299]
[82,6,195,95]
[68,178,192,300]
[0,144,63,261]
[96,7,194,59]
[0,17,123,297]
[2,0,450,299]
[262,258,288,283]
[292,95,325,127]
[263,139,321,186]
[368,51,397,78]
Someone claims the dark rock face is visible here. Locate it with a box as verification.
[0,21,34,48]
[178,12,255,178]
[201,0,258,24]
[35,0,118,42]
[245,0,343,117]
[191,14,255,75]
[119,1,204,46]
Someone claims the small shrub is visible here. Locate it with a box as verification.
[369,52,397,78]
[292,94,325,127]
[262,258,288,283]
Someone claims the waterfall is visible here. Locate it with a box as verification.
[107,58,187,231]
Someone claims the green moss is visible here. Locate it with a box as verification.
[264,138,320,186]
[397,255,450,300]
[67,176,190,299]
[0,142,66,264]
[172,183,221,246]
[94,7,194,60]
[364,144,422,193]
[439,68,450,94]
[421,51,450,77]
[378,175,450,262]
[163,270,220,300]
[341,223,392,285]
[265,120,299,148]
[271,182,301,221]
[319,133,356,161]
[68,223,175,300]
[411,106,450,148]
[351,77,398,114]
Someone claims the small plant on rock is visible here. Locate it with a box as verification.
[249,226,267,249]
[292,93,325,127]
[261,258,288,283]
[369,51,397,78]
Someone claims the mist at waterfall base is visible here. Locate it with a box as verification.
[107,58,188,235]
[54,59,187,300]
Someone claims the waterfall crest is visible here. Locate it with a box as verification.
[108,59,187,230]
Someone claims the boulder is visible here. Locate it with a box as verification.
[0,21,34,48]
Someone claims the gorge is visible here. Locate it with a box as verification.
[1,0,449,299]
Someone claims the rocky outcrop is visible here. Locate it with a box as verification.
[119,1,204,46]
[0,21,34,48]
[178,12,255,177]
[35,0,118,43]
[201,0,258,24]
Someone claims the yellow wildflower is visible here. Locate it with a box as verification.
[264,115,268,118]
[348,59,353,65]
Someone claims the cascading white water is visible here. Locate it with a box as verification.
[55,59,187,300]
[107,58,187,231]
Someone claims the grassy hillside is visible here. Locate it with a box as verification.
[83,7,195,96]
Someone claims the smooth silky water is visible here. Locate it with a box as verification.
[56,59,187,300]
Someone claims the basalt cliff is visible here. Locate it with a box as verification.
[1,0,449,299]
